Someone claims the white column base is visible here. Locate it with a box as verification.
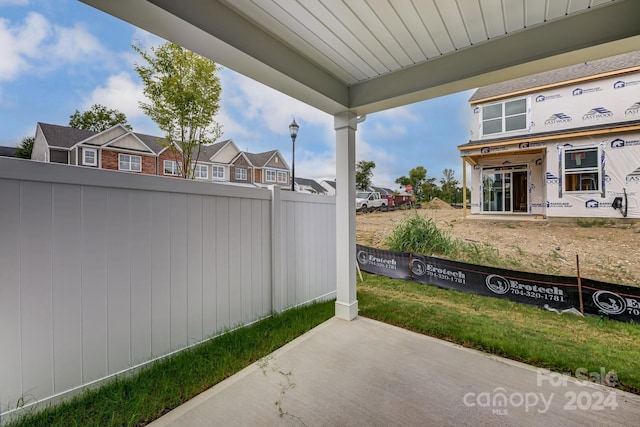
[335,300,358,321]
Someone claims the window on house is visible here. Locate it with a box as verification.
[83,148,97,166]
[212,165,224,179]
[235,168,247,180]
[164,160,181,176]
[563,147,600,192]
[482,99,527,135]
[119,154,142,172]
[194,164,208,180]
[277,171,287,183]
[266,170,276,182]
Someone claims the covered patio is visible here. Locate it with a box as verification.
[68,1,640,425]
[82,0,640,322]
[148,316,640,426]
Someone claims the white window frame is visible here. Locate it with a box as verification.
[277,171,287,183]
[481,98,527,136]
[119,154,142,172]
[82,148,97,166]
[212,165,225,179]
[194,163,208,180]
[266,169,276,182]
[562,146,601,193]
[163,160,181,176]
[235,167,247,180]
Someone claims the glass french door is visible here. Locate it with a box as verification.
[482,166,527,213]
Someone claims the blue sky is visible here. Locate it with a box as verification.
[0,0,474,189]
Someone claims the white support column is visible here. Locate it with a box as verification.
[334,111,358,320]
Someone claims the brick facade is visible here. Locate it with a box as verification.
[102,150,156,175]
[231,156,252,183]
[158,149,184,177]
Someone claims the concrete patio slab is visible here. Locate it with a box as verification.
[149,316,640,426]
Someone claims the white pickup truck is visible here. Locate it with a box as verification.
[356,191,388,212]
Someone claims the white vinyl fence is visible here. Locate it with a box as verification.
[0,158,336,419]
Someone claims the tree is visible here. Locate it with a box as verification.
[133,42,222,179]
[355,160,376,191]
[395,166,437,202]
[439,168,460,203]
[14,136,34,159]
[69,104,132,132]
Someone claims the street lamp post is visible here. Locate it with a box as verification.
[289,119,299,191]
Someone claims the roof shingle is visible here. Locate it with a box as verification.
[470,50,640,103]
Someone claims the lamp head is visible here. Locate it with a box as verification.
[289,118,299,140]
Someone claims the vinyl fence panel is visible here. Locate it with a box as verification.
[0,158,335,419]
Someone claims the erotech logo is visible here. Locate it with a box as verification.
[573,88,583,96]
[583,107,613,120]
[410,259,426,276]
[485,274,511,295]
[592,290,626,315]
[357,250,370,265]
[544,113,572,126]
[614,81,626,89]
[585,199,599,208]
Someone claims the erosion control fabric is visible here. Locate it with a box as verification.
[357,244,640,323]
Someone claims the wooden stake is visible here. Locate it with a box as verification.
[356,260,363,282]
[576,254,584,315]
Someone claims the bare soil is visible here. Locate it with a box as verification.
[356,202,640,287]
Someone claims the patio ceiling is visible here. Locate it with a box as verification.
[82,0,640,116]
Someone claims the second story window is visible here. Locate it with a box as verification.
[119,154,142,172]
[194,164,208,180]
[83,148,97,166]
[164,160,181,176]
[235,167,247,180]
[266,170,276,182]
[212,165,224,179]
[482,98,527,136]
[277,171,287,183]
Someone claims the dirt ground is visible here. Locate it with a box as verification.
[356,199,640,287]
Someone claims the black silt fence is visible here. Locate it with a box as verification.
[356,244,640,323]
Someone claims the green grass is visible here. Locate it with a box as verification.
[576,217,613,228]
[7,300,334,427]
[358,273,640,394]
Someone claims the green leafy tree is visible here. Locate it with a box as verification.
[355,160,376,191]
[69,104,132,132]
[14,136,34,159]
[439,168,460,203]
[395,166,437,202]
[133,42,222,179]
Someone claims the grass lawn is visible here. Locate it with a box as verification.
[358,272,640,394]
[6,300,334,427]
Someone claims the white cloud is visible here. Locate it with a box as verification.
[47,22,104,63]
[0,12,107,81]
[0,12,50,80]
[295,148,336,181]
[220,70,333,140]
[83,72,146,119]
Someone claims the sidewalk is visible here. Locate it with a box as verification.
[150,316,640,426]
